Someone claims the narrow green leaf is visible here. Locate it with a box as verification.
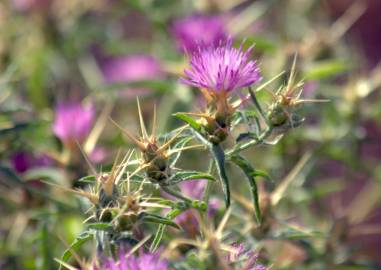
[211,144,230,208]
[59,231,93,269]
[150,208,183,252]
[173,113,203,134]
[166,171,215,185]
[141,213,181,229]
[86,223,113,231]
[230,155,262,224]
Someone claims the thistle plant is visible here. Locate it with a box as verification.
[46,33,328,270]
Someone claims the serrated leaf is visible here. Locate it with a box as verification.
[173,113,203,134]
[230,155,262,224]
[141,213,181,229]
[165,171,215,185]
[211,144,230,208]
[59,231,93,269]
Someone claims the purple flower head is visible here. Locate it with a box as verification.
[171,15,228,53]
[11,151,52,174]
[100,54,163,84]
[98,250,168,270]
[180,40,261,93]
[227,243,266,270]
[52,101,95,146]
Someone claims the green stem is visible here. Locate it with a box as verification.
[226,127,273,157]
[161,185,192,204]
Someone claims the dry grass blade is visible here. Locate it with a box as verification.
[271,151,312,205]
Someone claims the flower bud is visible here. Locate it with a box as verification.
[99,209,113,222]
[116,213,138,231]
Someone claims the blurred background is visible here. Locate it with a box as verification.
[0,0,381,269]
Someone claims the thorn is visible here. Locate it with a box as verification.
[126,234,152,258]
[157,126,187,153]
[84,101,113,154]
[287,53,298,94]
[294,99,330,105]
[115,150,134,185]
[167,144,205,155]
[151,104,157,139]
[54,259,80,270]
[103,149,122,196]
[256,71,285,93]
[43,180,99,205]
[216,207,232,238]
[137,98,149,140]
[75,140,98,177]
[109,117,147,151]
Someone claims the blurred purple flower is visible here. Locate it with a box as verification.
[12,0,52,12]
[88,147,108,164]
[171,15,228,53]
[96,250,168,270]
[227,243,266,270]
[99,54,163,84]
[180,40,261,93]
[11,151,52,174]
[52,101,95,146]
[303,81,319,98]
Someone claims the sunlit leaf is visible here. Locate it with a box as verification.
[173,113,203,134]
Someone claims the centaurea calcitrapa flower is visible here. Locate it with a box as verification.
[267,56,327,135]
[180,40,261,144]
[171,14,227,53]
[49,151,171,233]
[95,250,168,270]
[53,101,95,148]
[111,100,187,185]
